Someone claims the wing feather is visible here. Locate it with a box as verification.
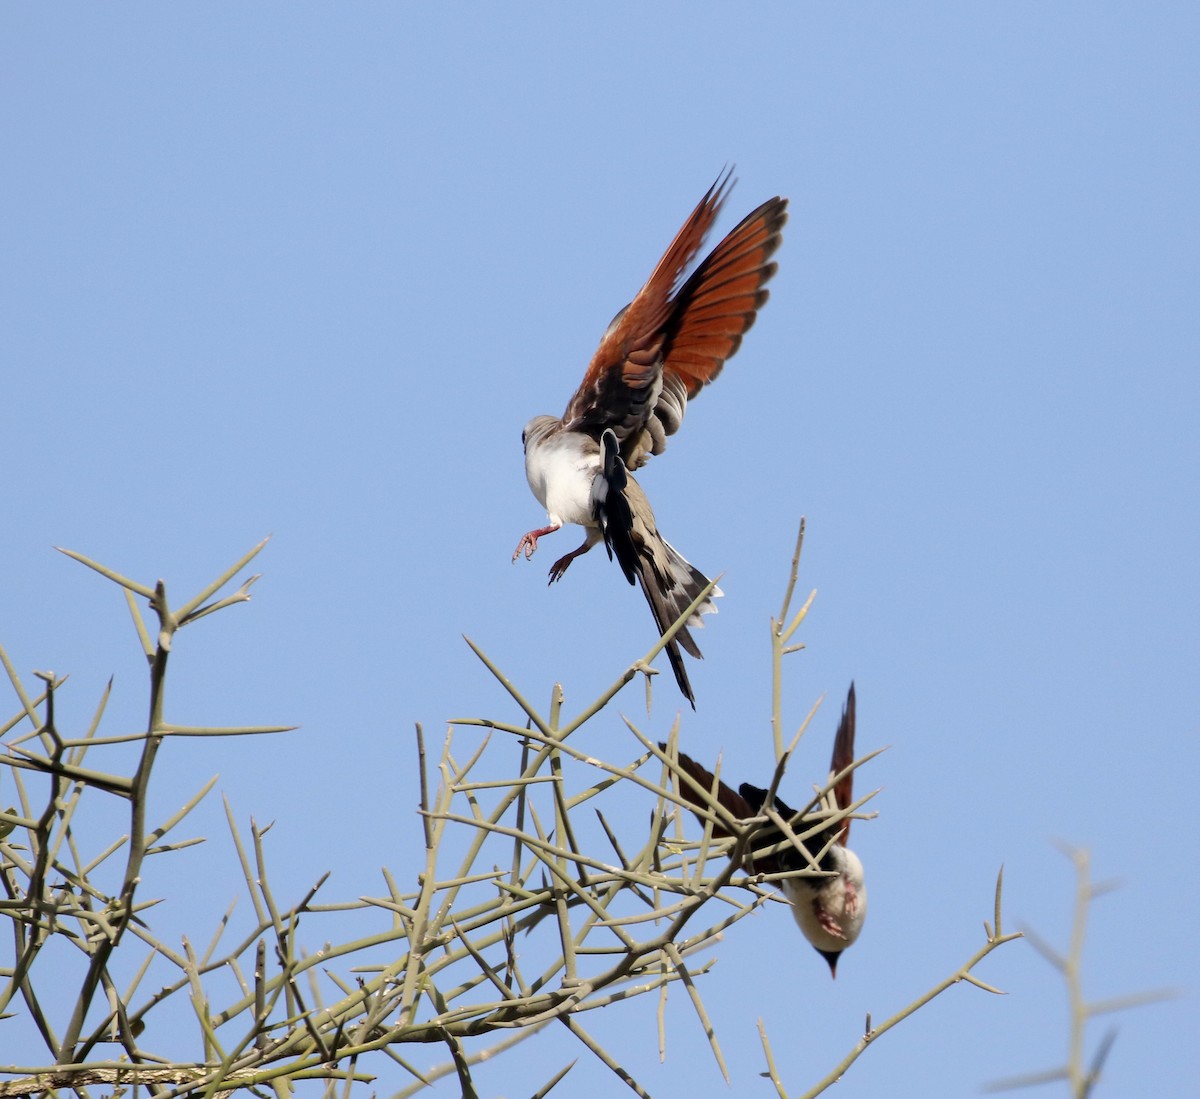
[560,174,787,470]
[563,170,735,435]
[829,683,857,844]
[661,195,788,398]
[663,749,757,836]
[667,689,859,882]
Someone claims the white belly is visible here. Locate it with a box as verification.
[524,428,602,530]
[783,845,867,951]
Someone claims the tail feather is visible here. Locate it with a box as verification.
[626,476,720,707]
[593,430,720,707]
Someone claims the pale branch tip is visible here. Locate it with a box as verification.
[986,844,1174,1096]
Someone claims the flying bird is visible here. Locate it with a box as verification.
[513,171,788,707]
[663,683,865,976]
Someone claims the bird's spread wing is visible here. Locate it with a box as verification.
[735,782,804,876]
[663,748,757,836]
[563,171,732,440]
[562,172,787,468]
[665,751,802,878]
[660,194,789,400]
[829,683,856,844]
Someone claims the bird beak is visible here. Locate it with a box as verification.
[817,948,841,979]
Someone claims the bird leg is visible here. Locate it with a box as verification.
[548,539,595,583]
[512,522,561,562]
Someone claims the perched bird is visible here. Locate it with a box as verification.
[513,171,788,707]
[663,684,865,976]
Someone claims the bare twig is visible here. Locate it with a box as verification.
[985,844,1178,1096]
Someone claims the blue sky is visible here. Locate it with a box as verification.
[3,4,1197,1095]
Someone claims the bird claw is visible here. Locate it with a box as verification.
[512,532,539,562]
[548,538,594,583]
[513,523,562,563]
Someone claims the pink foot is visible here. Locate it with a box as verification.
[512,524,560,562]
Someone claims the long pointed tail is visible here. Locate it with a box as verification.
[593,432,720,706]
[634,530,719,708]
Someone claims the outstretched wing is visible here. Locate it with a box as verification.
[625,192,788,469]
[663,747,757,834]
[563,171,732,440]
[828,683,857,844]
[665,751,802,878]
[563,173,786,468]
[660,194,789,400]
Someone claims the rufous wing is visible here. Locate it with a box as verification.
[829,683,857,844]
[563,171,734,437]
[661,193,788,398]
[663,747,757,837]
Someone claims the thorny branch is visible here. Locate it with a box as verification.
[0,531,1019,1097]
